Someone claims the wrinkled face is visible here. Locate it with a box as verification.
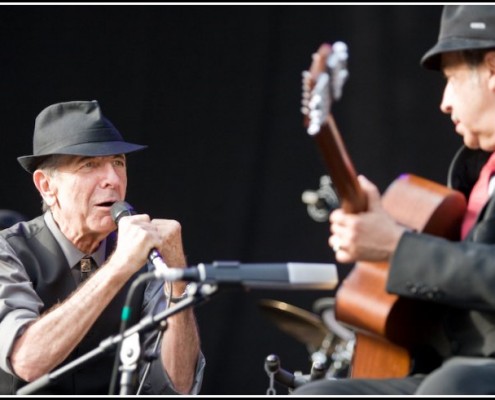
[440,51,495,151]
[41,154,127,238]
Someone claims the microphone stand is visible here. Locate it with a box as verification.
[16,282,217,396]
[119,331,142,395]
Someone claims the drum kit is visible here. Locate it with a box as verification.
[259,296,355,394]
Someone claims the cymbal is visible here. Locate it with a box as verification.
[258,298,330,350]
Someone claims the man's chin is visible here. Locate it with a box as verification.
[93,215,116,233]
[463,137,481,150]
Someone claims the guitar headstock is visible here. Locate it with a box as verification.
[301,42,349,136]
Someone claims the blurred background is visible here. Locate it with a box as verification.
[0,4,461,395]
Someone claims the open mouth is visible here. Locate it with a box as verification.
[96,201,116,208]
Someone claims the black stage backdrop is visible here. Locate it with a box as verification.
[0,5,460,395]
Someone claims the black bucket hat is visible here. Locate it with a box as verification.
[421,5,495,70]
[17,100,147,173]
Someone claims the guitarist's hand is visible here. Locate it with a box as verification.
[329,175,406,263]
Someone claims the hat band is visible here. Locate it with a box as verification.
[35,125,123,156]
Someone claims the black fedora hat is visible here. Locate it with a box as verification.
[17,100,147,173]
[421,5,495,70]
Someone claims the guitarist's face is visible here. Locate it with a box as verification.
[440,51,495,152]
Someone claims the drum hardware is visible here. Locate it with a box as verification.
[317,298,355,378]
[259,297,355,388]
[264,353,326,395]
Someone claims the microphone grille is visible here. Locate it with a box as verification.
[110,201,136,224]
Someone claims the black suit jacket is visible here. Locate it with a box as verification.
[388,146,495,365]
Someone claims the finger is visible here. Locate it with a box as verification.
[357,175,382,210]
[330,235,342,253]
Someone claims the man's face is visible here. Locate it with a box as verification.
[49,154,127,238]
[440,51,495,151]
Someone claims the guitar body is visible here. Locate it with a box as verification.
[335,174,466,378]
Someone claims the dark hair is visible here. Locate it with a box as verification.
[461,48,495,67]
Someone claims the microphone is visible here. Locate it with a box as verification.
[110,201,169,278]
[110,201,338,290]
[149,260,338,290]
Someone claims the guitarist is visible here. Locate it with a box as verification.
[293,5,495,396]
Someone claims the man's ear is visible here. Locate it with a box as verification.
[33,170,57,207]
[485,51,495,91]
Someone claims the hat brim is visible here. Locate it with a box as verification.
[17,141,147,173]
[421,38,495,70]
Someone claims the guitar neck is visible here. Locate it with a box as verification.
[313,114,367,213]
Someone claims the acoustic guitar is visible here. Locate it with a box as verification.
[301,43,467,378]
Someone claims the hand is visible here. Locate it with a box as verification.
[112,214,162,273]
[329,175,406,263]
[151,219,192,305]
[151,218,187,268]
